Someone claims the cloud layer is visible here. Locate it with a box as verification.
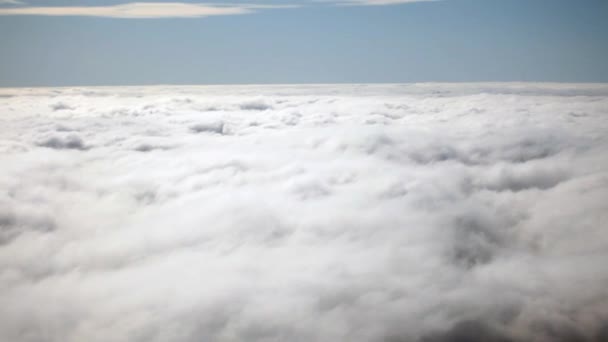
[0,83,607,341]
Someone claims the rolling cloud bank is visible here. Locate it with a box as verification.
[0,83,607,341]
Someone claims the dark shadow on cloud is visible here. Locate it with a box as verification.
[50,102,74,111]
[239,99,273,111]
[407,137,562,166]
[417,318,608,342]
[419,320,514,342]
[0,207,56,246]
[37,135,88,150]
[480,167,570,192]
[447,212,512,269]
[0,209,17,245]
[134,143,172,152]
[55,124,77,132]
[190,121,226,135]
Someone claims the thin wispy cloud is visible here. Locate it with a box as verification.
[0,2,295,19]
[0,0,434,19]
[0,0,24,5]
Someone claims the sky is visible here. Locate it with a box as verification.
[0,0,607,86]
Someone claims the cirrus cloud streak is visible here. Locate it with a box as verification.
[0,2,296,19]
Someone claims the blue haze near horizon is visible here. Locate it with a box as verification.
[0,0,607,87]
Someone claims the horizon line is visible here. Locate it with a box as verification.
[2,81,608,90]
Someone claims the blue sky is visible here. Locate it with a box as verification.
[0,0,607,86]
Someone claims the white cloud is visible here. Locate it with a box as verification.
[0,2,295,18]
[0,84,607,341]
[0,0,436,18]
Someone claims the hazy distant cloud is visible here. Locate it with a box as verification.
[0,2,295,18]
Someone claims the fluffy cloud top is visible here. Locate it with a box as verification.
[0,83,607,342]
